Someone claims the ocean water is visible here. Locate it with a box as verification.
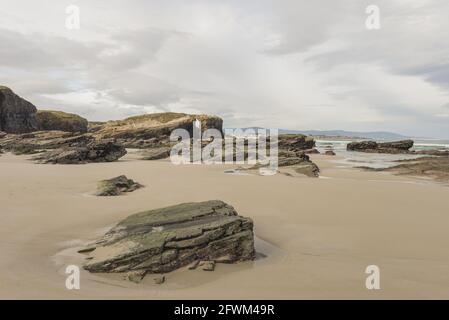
[315,139,449,169]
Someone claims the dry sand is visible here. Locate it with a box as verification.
[1,151,449,299]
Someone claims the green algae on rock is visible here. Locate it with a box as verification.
[81,200,255,275]
[96,175,143,196]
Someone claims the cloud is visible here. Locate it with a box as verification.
[0,0,448,137]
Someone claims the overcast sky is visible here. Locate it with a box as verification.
[1,0,449,138]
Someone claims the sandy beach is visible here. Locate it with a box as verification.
[1,151,448,299]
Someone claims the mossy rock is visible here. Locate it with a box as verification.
[96,175,143,196]
[81,200,255,275]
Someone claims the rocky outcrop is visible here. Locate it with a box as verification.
[0,130,93,154]
[0,86,37,133]
[278,134,315,152]
[36,110,88,133]
[81,200,255,275]
[33,139,126,164]
[276,136,320,177]
[96,175,143,196]
[91,113,223,148]
[278,152,320,177]
[347,140,414,154]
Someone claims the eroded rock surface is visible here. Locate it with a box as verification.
[90,113,223,148]
[81,200,255,274]
[96,175,143,196]
[33,139,126,164]
[278,134,315,152]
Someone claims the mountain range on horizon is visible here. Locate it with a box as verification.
[225,127,423,141]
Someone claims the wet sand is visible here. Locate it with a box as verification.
[1,152,449,299]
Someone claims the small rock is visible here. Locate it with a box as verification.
[96,175,143,196]
[201,261,215,271]
[153,275,165,284]
[126,270,147,283]
[325,150,336,156]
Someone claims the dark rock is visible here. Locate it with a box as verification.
[346,140,378,151]
[33,139,127,164]
[379,140,414,151]
[96,175,143,196]
[347,139,414,154]
[0,86,37,133]
[0,130,94,153]
[36,110,88,133]
[325,150,336,156]
[82,200,255,274]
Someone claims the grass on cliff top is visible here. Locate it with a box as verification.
[104,112,195,127]
[122,112,189,124]
[37,110,87,121]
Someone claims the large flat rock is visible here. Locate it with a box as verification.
[82,200,255,274]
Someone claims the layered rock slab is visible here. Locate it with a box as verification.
[347,140,414,154]
[82,200,255,274]
[33,139,126,164]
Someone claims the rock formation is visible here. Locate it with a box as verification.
[96,175,143,196]
[278,134,315,152]
[33,139,127,164]
[36,110,88,133]
[347,140,414,154]
[0,86,37,133]
[0,131,93,155]
[90,113,223,148]
[81,200,255,275]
